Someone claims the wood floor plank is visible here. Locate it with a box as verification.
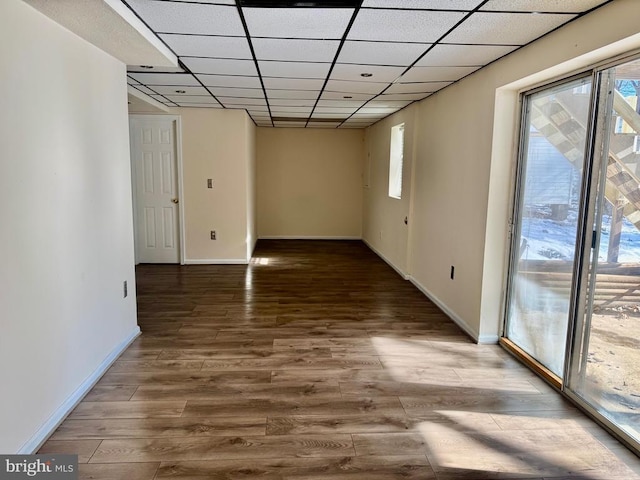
[266,414,417,435]
[83,386,138,402]
[37,439,102,463]
[352,433,427,456]
[131,382,341,401]
[108,360,204,373]
[158,347,332,360]
[51,417,266,440]
[200,356,382,371]
[182,397,404,418]
[68,401,186,419]
[78,462,159,480]
[155,456,434,479]
[399,393,571,415]
[90,435,355,463]
[339,379,544,397]
[97,370,272,386]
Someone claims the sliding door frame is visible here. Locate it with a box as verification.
[502,58,640,457]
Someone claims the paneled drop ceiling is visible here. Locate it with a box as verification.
[125,0,611,128]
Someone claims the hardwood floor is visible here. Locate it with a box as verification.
[40,240,640,479]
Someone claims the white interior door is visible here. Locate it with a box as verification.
[129,116,180,263]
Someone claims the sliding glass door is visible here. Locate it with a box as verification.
[567,58,640,451]
[505,57,640,454]
[505,76,593,379]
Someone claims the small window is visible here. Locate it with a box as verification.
[388,123,404,199]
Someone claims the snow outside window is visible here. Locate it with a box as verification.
[388,123,404,199]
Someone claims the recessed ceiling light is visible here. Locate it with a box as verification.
[360,73,373,78]
[343,95,353,99]
[140,65,154,69]
[175,90,186,94]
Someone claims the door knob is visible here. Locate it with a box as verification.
[171,198,179,204]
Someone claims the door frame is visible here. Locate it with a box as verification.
[129,114,186,265]
[500,57,640,457]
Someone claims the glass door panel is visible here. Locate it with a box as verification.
[568,59,640,448]
[506,77,593,378]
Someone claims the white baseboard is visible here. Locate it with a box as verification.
[184,259,249,265]
[18,326,141,454]
[407,276,484,344]
[477,333,500,344]
[362,239,409,280]
[258,236,362,240]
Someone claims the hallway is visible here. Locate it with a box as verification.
[39,241,640,479]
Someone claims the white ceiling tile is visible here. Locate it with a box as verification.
[270,106,313,114]
[172,0,236,4]
[416,44,517,67]
[351,112,386,118]
[340,124,372,128]
[243,8,354,39]
[128,73,200,86]
[325,80,388,94]
[148,94,175,103]
[268,99,317,107]
[443,12,575,45]
[316,99,368,108]
[160,34,252,59]
[342,119,376,125]
[218,97,267,106]
[381,92,432,101]
[385,81,451,93]
[311,112,353,119]
[366,100,413,108]
[308,122,341,128]
[247,107,270,113]
[348,9,467,42]
[274,121,307,127]
[151,85,209,95]
[127,76,140,84]
[358,106,401,114]
[125,1,244,35]
[198,75,262,88]
[263,78,324,90]
[314,106,360,114]
[253,38,340,62]
[128,66,185,73]
[208,87,264,98]
[320,91,374,101]
[259,61,331,79]
[165,95,219,104]
[338,41,428,67]
[363,0,483,8]
[176,104,223,108]
[399,66,479,82]
[480,0,608,13]
[331,64,405,83]
[272,113,310,119]
[266,89,319,99]
[183,58,257,76]
[131,85,157,95]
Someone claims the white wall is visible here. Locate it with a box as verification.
[0,0,139,453]
[362,0,640,342]
[363,105,418,276]
[257,128,364,239]
[246,115,257,258]
[175,107,255,263]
